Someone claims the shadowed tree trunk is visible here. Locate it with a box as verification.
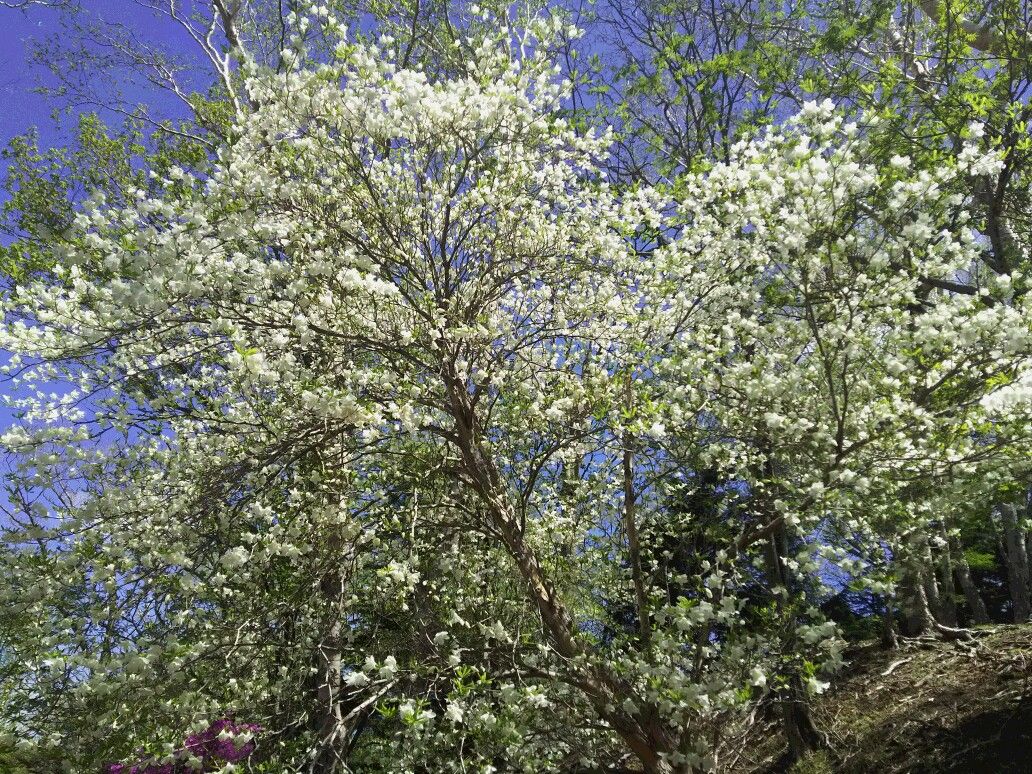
[781,674,826,761]
[919,537,945,624]
[999,503,1031,622]
[949,535,990,625]
[899,560,936,636]
[763,528,826,762]
[881,594,899,649]
[933,529,958,627]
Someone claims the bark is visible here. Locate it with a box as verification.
[880,595,898,650]
[899,563,936,636]
[918,0,1016,55]
[781,675,826,761]
[949,535,990,625]
[999,503,1032,622]
[933,529,958,627]
[623,377,651,646]
[919,537,944,623]
[311,569,346,773]
[763,529,826,762]
[444,375,685,773]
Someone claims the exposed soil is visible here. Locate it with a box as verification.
[727,624,1032,773]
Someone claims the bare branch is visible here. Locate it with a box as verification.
[918,0,1013,55]
[0,0,76,8]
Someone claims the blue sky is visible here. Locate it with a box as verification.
[0,5,67,151]
[0,2,198,163]
[0,3,208,487]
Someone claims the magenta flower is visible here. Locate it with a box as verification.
[104,717,261,772]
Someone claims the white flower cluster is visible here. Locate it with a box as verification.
[1,10,1029,773]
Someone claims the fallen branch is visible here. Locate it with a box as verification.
[881,657,913,677]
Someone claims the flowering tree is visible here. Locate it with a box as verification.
[593,0,1032,640]
[1,5,1031,773]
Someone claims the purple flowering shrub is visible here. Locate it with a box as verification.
[104,718,260,773]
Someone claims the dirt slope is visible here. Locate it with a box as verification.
[737,624,1032,773]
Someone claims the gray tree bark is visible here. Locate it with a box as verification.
[312,570,346,774]
[919,537,944,623]
[880,594,899,649]
[899,561,936,636]
[999,503,1031,622]
[933,529,958,627]
[948,535,990,625]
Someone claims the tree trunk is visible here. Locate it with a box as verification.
[880,595,898,649]
[1027,531,1032,581]
[445,375,685,773]
[899,563,935,636]
[999,503,1031,622]
[949,535,990,625]
[312,569,346,773]
[781,674,826,762]
[933,529,958,627]
[623,376,650,646]
[919,537,944,623]
[763,529,826,762]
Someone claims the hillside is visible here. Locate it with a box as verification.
[736,625,1032,773]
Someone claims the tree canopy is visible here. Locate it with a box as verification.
[0,1,1030,772]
